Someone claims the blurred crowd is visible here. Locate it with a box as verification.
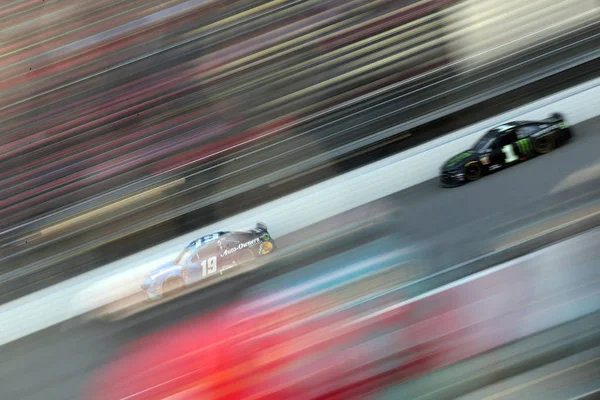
[0,0,596,237]
[0,0,455,233]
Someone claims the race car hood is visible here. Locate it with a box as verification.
[441,149,478,171]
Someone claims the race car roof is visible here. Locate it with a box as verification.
[491,122,518,132]
[188,232,229,248]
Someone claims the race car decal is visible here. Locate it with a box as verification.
[259,241,274,255]
[479,155,491,165]
[201,256,218,277]
[446,151,473,167]
[515,138,533,155]
[221,238,261,257]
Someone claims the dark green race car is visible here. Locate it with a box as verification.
[440,113,572,187]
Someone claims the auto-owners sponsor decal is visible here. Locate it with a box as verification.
[221,238,260,257]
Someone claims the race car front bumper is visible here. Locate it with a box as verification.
[141,280,163,301]
[440,171,465,187]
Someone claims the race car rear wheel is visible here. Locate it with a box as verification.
[464,161,482,181]
[238,249,255,264]
[534,135,555,154]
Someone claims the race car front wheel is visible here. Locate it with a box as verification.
[162,277,184,298]
[464,161,482,181]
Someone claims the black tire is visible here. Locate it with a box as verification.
[464,161,482,181]
[534,135,556,154]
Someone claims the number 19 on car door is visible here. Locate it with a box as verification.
[201,256,218,278]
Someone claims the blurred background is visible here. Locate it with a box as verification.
[0,0,599,399]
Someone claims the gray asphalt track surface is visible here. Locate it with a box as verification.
[457,346,600,400]
[0,116,599,400]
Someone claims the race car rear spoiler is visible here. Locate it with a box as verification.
[541,112,566,124]
[256,222,268,231]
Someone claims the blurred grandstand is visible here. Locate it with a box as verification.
[0,0,598,301]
